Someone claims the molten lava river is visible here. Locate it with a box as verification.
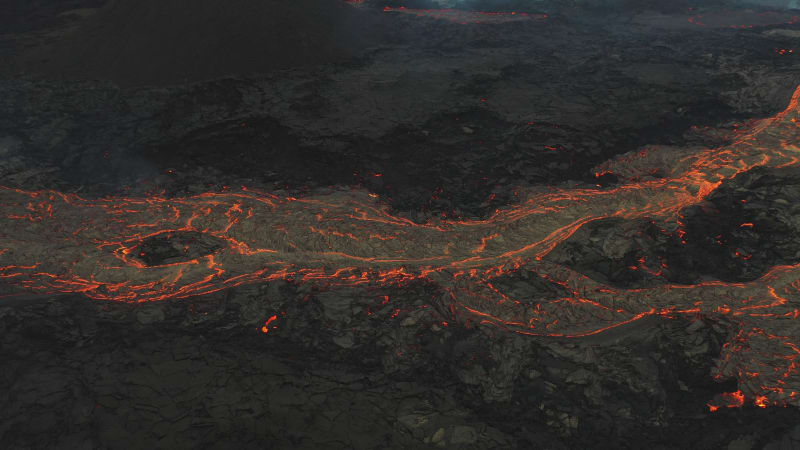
[1,85,799,412]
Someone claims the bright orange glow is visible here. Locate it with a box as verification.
[261,314,278,333]
[0,85,799,408]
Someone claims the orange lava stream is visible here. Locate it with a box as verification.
[1,86,799,409]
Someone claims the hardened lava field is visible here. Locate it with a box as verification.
[2,1,800,449]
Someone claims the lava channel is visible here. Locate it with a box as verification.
[1,85,799,410]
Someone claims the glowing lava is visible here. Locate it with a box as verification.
[1,86,799,410]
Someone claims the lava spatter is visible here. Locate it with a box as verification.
[1,86,799,409]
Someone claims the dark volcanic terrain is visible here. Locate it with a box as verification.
[1,1,800,449]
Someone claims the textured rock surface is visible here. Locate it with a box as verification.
[2,2,800,449]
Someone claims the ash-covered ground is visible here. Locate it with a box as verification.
[2,1,800,449]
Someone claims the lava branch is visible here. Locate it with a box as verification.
[0,86,799,409]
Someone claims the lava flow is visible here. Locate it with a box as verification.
[1,85,799,410]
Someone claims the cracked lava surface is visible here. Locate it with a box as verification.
[1,84,799,411]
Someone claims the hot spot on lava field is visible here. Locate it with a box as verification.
[2,85,799,409]
[2,1,800,448]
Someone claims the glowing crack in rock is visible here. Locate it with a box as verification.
[1,86,799,410]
